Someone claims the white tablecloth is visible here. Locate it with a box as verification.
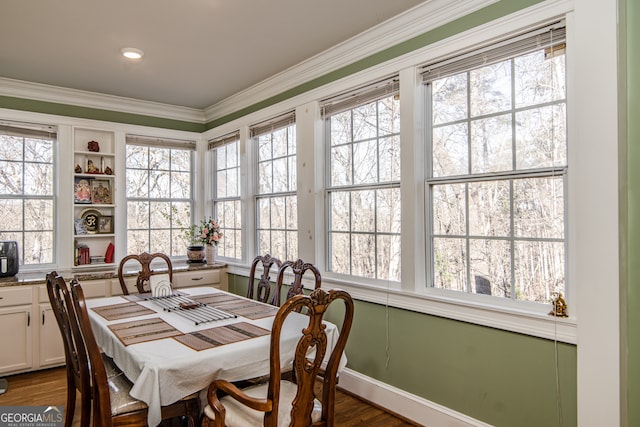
[86,287,344,427]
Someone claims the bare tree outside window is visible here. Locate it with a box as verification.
[0,130,55,265]
[254,121,297,261]
[428,39,567,303]
[125,142,193,257]
[212,136,242,260]
[325,86,401,281]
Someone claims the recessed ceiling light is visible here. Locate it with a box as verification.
[121,47,144,60]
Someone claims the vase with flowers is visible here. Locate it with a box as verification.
[197,217,223,265]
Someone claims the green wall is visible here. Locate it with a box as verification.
[625,0,640,425]
[229,274,577,426]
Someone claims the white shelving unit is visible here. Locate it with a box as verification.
[72,127,116,270]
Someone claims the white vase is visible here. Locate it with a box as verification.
[205,244,215,265]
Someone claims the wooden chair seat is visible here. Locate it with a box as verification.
[203,382,322,427]
[108,373,149,416]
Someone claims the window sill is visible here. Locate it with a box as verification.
[226,263,576,344]
[323,275,577,344]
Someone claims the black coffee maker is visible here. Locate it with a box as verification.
[0,241,18,277]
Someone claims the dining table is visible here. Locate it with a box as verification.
[86,286,345,427]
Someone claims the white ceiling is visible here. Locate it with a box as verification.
[0,0,426,110]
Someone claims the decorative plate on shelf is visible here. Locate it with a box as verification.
[80,208,102,234]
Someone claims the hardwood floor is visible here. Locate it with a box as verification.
[0,367,419,426]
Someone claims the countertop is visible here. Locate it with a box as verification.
[0,261,226,287]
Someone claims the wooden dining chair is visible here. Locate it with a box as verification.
[46,271,90,427]
[118,251,173,295]
[247,254,282,306]
[272,259,322,307]
[46,272,125,427]
[202,287,354,427]
[67,278,199,427]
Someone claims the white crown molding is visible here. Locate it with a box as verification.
[0,77,206,124]
[203,0,498,122]
[340,369,492,427]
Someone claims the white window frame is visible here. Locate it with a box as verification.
[250,112,298,261]
[0,122,57,269]
[322,77,402,284]
[124,135,195,258]
[210,132,243,261]
[423,23,568,305]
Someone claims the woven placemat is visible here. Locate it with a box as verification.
[174,321,270,351]
[108,317,182,346]
[190,294,280,319]
[189,293,241,305]
[92,302,156,321]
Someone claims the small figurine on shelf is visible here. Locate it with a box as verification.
[87,140,100,152]
[104,166,113,175]
[86,159,100,174]
[75,164,83,173]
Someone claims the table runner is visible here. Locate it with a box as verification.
[92,301,156,321]
[173,321,270,351]
[122,290,188,302]
[108,317,182,345]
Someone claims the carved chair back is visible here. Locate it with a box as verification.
[247,254,282,306]
[117,252,173,295]
[206,288,354,427]
[273,259,322,307]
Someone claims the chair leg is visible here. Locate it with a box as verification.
[64,381,75,427]
[185,398,199,427]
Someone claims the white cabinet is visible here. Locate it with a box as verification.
[72,127,116,270]
[37,303,65,368]
[111,267,227,295]
[34,280,107,369]
[0,287,33,374]
[173,269,226,290]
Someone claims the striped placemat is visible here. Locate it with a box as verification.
[174,321,270,351]
[190,294,280,320]
[108,317,182,346]
[92,302,156,321]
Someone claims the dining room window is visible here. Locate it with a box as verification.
[424,23,567,303]
[322,77,401,281]
[250,112,298,261]
[0,122,56,266]
[125,135,195,257]
[210,132,242,260]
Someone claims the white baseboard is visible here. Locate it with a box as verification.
[339,368,493,427]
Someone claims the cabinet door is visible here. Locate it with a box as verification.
[38,303,65,368]
[0,306,33,374]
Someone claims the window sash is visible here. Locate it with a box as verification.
[424,29,567,303]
